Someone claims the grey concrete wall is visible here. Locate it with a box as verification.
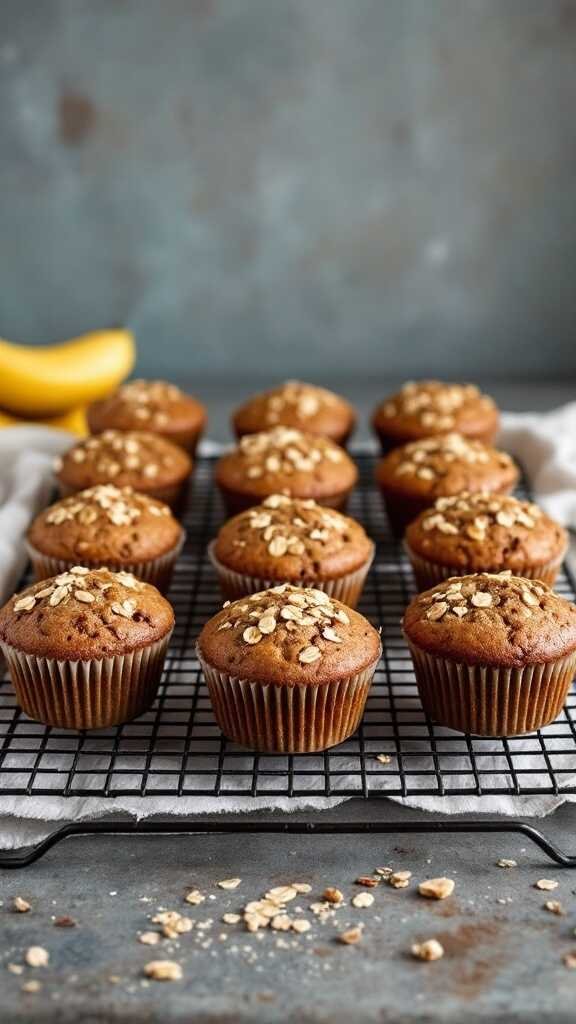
[1,0,576,381]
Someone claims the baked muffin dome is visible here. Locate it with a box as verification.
[26,485,184,591]
[376,433,519,535]
[405,492,567,590]
[232,381,356,446]
[403,572,576,736]
[372,380,499,453]
[215,427,358,514]
[198,584,381,752]
[55,430,192,509]
[0,568,174,729]
[87,379,206,455]
[211,494,373,605]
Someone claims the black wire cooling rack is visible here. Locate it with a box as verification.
[1,453,576,867]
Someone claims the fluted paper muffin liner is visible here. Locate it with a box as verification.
[0,631,173,731]
[407,643,576,737]
[208,541,374,607]
[198,655,380,753]
[26,533,185,594]
[404,543,566,592]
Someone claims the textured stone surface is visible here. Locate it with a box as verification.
[1,1,576,379]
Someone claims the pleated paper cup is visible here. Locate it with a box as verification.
[198,653,380,754]
[208,541,374,608]
[407,642,576,737]
[0,630,172,731]
[26,532,185,594]
[405,543,567,593]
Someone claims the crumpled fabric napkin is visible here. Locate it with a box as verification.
[0,407,575,849]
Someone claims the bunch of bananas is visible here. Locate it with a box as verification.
[0,329,135,435]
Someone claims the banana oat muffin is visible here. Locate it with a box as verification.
[372,380,499,454]
[210,494,373,605]
[55,430,193,509]
[403,572,576,736]
[198,584,381,752]
[215,427,358,514]
[0,567,174,729]
[376,433,519,535]
[405,493,568,591]
[232,380,356,447]
[87,379,207,455]
[26,485,184,591]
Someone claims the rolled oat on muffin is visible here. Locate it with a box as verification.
[232,380,356,447]
[87,379,207,455]
[55,430,193,510]
[405,492,567,591]
[27,485,184,592]
[0,568,174,730]
[372,380,499,454]
[403,572,576,736]
[376,433,519,536]
[210,494,373,606]
[215,427,358,514]
[197,584,381,753]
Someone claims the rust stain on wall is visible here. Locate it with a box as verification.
[59,93,97,145]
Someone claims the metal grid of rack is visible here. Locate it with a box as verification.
[1,453,575,804]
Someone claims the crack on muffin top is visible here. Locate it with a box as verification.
[418,492,544,541]
[236,427,345,480]
[391,433,513,482]
[379,381,495,431]
[43,485,172,528]
[55,430,188,480]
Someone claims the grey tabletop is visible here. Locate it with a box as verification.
[1,379,576,1023]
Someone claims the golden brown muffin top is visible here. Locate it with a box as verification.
[88,379,206,433]
[403,572,576,667]
[0,568,174,660]
[55,430,192,493]
[405,492,567,573]
[373,380,498,441]
[376,433,518,499]
[213,495,373,583]
[28,485,183,564]
[198,584,381,687]
[233,380,355,443]
[216,427,358,502]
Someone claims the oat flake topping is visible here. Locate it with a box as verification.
[13,568,145,619]
[237,426,344,480]
[392,433,511,481]
[115,379,184,427]
[380,380,494,432]
[260,381,340,426]
[421,572,548,623]
[419,492,542,542]
[231,495,353,559]
[58,430,178,480]
[45,485,172,528]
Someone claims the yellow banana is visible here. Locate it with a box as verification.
[0,404,88,435]
[0,328,135,416]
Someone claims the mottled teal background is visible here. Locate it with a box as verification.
[1,0,576,382]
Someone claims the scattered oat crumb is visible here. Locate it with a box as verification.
[292,883,312,894]
[352,892,375,909]
[25,947,49,968]
[563,951,576,969]
[338,925,363,945]
[151,910,193,938]
[323,887,344,904]
[222,913,241,925]
[22,980,41,993]
[411,939,444,962]
[54,916,76,928]
[7,963,24,975]
[544,900,565,916]
[291,919,311,934]
[375,754,392,765]
[217,878,242,890]
[144,961,183,982]
[534,879,559,892]
[271,914,292,932]
[266,886,298,904]
[356,876,379,888]
[184,889,205,906]
[139,932,161,945]
[13,896,31,913]
[389,871,412,889]
[375,867,393,877]
[418,878,455,901]
[496,858,517,869]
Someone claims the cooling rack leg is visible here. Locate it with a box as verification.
[0,818,576,869]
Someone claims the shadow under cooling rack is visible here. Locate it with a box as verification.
[1,454,576,802]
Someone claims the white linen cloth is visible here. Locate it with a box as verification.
[0,407,575,849]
